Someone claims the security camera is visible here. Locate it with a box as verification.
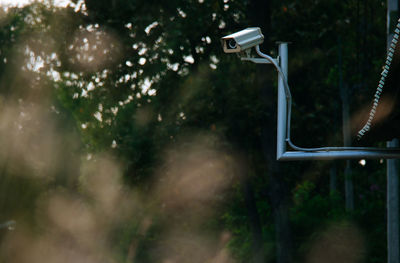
[221,27,264,53]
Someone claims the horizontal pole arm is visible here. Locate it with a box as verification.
[278,150,400,161]
[241,57,279,64]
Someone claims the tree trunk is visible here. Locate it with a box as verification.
[338,37,354,211]
[259,60,293,263]
[267,173,293,263]
[243,177,265,263]
[329,162,337,193]
[248,1,293,262]
[344,161,354,211]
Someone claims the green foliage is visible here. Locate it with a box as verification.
[0,1,394,262]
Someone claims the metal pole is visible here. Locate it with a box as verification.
[387,1,399,262]
[277,43,288,160]
[279,150,400,161]
[388,139,399,263]
[271,42,400,161]
[250,42,400,160]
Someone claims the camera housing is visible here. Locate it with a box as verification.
[221,27,264,53]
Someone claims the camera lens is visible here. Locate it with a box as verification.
[228,39,237,49]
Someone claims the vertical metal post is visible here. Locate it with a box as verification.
[387,1,399,263]
[388,139,399,263]
[277,43,288,160]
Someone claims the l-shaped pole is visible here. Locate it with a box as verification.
[273,43,400,161]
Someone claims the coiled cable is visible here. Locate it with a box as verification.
[357,19,400,140]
